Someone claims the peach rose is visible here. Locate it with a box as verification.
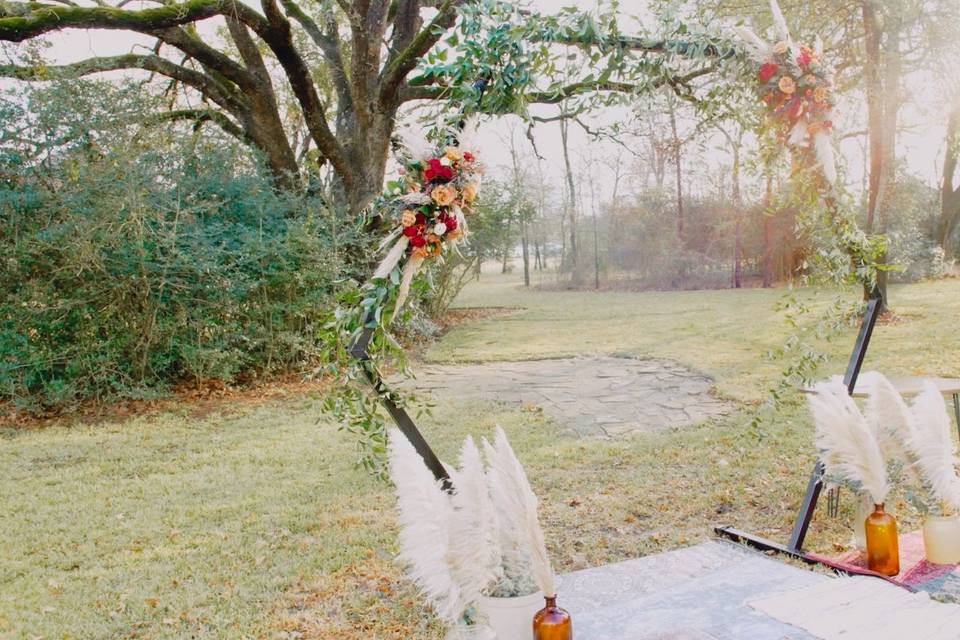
[773,41,790,55]
[431,184,457,206]
[401,210,416,227]
[813,87,829,104]
[778,75,796,94]
[461,183,478,203]
[444,146,463,162]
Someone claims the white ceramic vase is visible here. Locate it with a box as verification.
[922,514,960,565]
[478,591,544,640]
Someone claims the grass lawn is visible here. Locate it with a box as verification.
[3,273,960,638]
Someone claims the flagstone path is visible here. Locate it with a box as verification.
[409,356,734,437]
[558,540,824,639]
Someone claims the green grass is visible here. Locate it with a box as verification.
[3,274,960,638]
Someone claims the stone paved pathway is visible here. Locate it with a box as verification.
[558,540,823,639]
[409,357,734,437]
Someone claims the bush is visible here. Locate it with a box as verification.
[1,84,349,412]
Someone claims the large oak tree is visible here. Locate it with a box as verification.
[0,0,726,217]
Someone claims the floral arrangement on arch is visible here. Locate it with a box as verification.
[372,119,484,315]
[735,0,838,185]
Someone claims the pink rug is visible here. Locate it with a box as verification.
[806,531,960,597]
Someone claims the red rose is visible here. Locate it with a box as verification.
[415,213,427,226]
[463,151,474,162]
[410,234,426,248]
[402,226,419,238]
[423,158,454,183]
[445,217,458,231]
[796,51,812,67]
[758,62,779,83]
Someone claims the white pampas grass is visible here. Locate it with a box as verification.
[908,384,960,510]
[397,125,436,163]
[400,192,434,206]
[813,131,837,185]
[449,437,502,605]
[788,121,809,147]
[861,372,917,470]
[389,428,465,623]
[394,254,425,316]
[809,380,889,504]
[861,372,923,490]
[769,0,794,50]
[485,427,555,597]
[732,25,772,61]
[373,236,409,280]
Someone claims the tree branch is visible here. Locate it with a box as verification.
[141,108,246,140]
[0,53,244,113]
[278,0,353,114]
[0,0,232,42]
[379,0,461,106]
[257,0,352,188]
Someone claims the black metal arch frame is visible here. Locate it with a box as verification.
[350,79,886,566]
[715,296,882,560]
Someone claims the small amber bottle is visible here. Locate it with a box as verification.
[864,503,900,576]
[533,595,572,640]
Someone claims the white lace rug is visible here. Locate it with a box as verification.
[749,576,960,639]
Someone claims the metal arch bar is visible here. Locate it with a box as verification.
[350,325,452,491]
[717,296,882,556]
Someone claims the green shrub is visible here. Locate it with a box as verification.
[0,84,349,412]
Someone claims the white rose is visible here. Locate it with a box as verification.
[434,222,448,236]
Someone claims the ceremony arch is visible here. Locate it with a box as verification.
[339,0,885,571]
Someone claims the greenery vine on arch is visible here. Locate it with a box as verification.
[320,0,887,474]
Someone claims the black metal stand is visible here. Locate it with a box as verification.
[716,297,882,557]
[350,325,452,490]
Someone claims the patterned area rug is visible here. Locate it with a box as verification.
[807,530,960,601]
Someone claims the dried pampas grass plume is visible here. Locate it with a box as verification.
[388,429,464,623]
[909,384,960,511]
[809,380,889,505]
[485,427,555,597]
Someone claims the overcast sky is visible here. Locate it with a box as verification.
[0,0,949,208]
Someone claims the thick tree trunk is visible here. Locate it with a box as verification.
[862,0,884,235]
[668,100,684,242]
[762,170,774,288]
[937,105,960,256]
[559,118,579,282]
[861,0,902,312]
[521,217,531,287]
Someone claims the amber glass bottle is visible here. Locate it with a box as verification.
[533,595,572,640]
[864,503,900,576]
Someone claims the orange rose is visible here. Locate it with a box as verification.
[778,76,796,94]
[431,184,457,206]
[461,183,478,203]
[401,210,416,227]
[773,41,790,55]
[444,146,463,162]
[813,87,829,104]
